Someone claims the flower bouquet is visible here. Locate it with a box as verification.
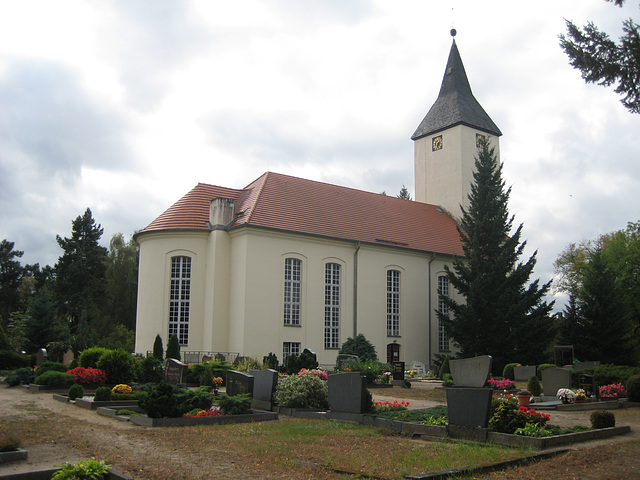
[556,388,576,404]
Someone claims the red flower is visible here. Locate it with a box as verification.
[66,367,107,386]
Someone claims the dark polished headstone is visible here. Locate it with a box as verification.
[164,358,188,384]
[392,361,405,381]
[226,370,254,397]
[328,372,367,414]
[249,369,278,410]
[446,388,493,428]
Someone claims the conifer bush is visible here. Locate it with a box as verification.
[34,371,75,387]
[68,383,85,400]
[217,393,252,415]
[153,334,164,360]
[94,386,112,401]
[166,334,181,361]
[527,375,542,396]
[96,350,136,384]
[626,375,640,402]
[590,410,616,429]
[78,348,110,368]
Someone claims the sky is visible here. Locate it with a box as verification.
[1,0,638,311]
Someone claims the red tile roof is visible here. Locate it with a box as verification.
[140,172,464,256]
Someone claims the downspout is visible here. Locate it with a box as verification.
[427,253,437,370]
[353,241,361,337]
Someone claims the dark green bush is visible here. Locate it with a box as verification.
[35,361,68,375]
[153,334,164,360]
[94,386,112,401]
[537,363,557,380]
[345,358,386,384]
[626,375,640,402]
[590,410,616,429]
[5,367,36,386]
[502,363,520,381]
[34,371,75,387]
[137,356,164,384]
[174,386,214,412]
[96,350,136,384]
[489,402,527,434]
[0,350,31,369]
[112,391,148,402]
[68,383,85,400]
[187,361,232,386]
[139,381,182,418]
[5,372,21,386]
[439,355,451,379]
[78,348,110,368]
[263,352,278,370]
[339,333,378,361]
[284,351,318,375]
[576,365,640,387]
[166,334,181,361]
[217,393,252,415]
[527,375,542,396]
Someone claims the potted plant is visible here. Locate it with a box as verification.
[556,388,576,404]
[517,389,531,407]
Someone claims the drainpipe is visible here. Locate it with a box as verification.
[427,253,437,370]
[353,241,361,337]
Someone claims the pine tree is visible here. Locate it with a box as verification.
[439,140,555,374]
[397,185,412,200]
[166,334,181,361]
[153,334,164,360]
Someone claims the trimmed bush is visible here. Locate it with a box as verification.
[78,348,110,368]
[97,349,136,384]
[275,374,329,409]
[527,375,542,396]
[502,363,520,381]
[138,356,164,384]
[576,365,640,387]
[35,361,68,375]
[94,386,112,401]
[34,371,75,387]
[626,375,640,402]
[5,367,36,386]
[0,350,31,369]
[152,334,164,360]
[175,386,214,412]
[284,351,318,375]
[166,334,181,361]
[217,393,252,415]
[537,363,557,380]
[590,410,616,429]
[339,333,378,361]
[139,381,182,418]
[68,383,85,400]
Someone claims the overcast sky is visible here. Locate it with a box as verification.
[1,0,638,311]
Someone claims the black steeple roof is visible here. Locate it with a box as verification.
[411,40,502,140]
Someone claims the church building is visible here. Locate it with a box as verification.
[134,35,501,369]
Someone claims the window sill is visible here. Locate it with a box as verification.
[283,324,302,327]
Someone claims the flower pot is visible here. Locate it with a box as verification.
[517,395,530,407]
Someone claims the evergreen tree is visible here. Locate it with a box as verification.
[153,334,164,360]
[339,333,377,361]
[105,233,139,331]
[166,334,181,361]
[0,240,25,327]
[54,209,108,332]
[397,185,412,200]
[23,290,66,353]
[439,140,555,374]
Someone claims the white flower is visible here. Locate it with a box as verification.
[556,388,575,398]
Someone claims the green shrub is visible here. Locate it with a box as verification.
[339,333,377,361]
[174,386,214,412]
[166,334,181,361]
[94,386,112,401]
[489,402,527,434]
[527,375,542,396]
[153,334,164,360]
[52,458,111,479]
[68,383,85,400]
[34,371,75,387]
[79,348,110,368]
[345,358,386,384]
[263,352,279,370]
[502,363,520,381]
[5,372,21,387]
[96,350,136,384]
[139,381,182,418]
[284,351,319,375]
[0,350,30,369]
[68,358,78,370]
[537,363,557,380]
[187,361,232,385]
[626,375,640,402]
[234,356,263,373]
[112,391,148,402]
[274,374,328,409]
[137,356,163,384]
[590,410,616,429]
[442,373,454,387]
[35,361,68,375]
[5,367,36,386]
[580,365,640,387]
[217,393,252,415]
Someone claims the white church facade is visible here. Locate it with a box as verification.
[134,37,501,369]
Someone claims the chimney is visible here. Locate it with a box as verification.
[209,198,235,230]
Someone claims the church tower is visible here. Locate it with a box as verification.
[412,32,502,219]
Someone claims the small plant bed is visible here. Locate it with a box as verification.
[0,435,27,465]
[97,406,146,422]
[75,396,140,410]
[368,404,448,424]
[129,410,278,427]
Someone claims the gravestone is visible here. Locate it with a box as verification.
[410,360,427,378]
[336,354,358,371]
[35,348,48,366]
[328,372,367,414]
[201,354,212,363]
[164,358,189,384]
[392,361,405,380]
[302,348,317,362]
[233,356,245,366]
[449,355,492,388]
[226,370,254,397]
[249,369,278,410]
[62,349,74,366]
[513,365,537,382]
[541,367,572,397]
[214,353,226,361]
[572,361,600,371]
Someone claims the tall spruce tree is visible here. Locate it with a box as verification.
[439,140,555,373]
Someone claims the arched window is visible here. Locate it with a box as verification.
[324,263,341,349]
[169,256,191,345]
[438,275,450,351]
[387,270,400,336]
[283,258,302,326]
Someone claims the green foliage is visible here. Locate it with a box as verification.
[79,348,110,368]
[527,375,542,397]
[174,386,214,412]
[112,391,148,402]
[372,406,448,423]
[104,233,139,331]
[578,365,640,386]
[590,410,616,429]
[23,290,67,354]
[274,374,329,409]
[263,352,278,370]
[52,458,111,480]
[489,402,527,434]
[68,383,85,400]
[96,349,136,384]
[217,393,253,415]
[439,355,451,379]
[339,334,377,361]
[94,386,112,401]
[514,423,552,437]
[234,356,263,373]
[439,140,555,375]
[166,334,181,361]
[0,350,30,369]
[284,351,318,375]
[116,409,139,416]
[152,334,164,360]
[187,361,232,386]
[537,364,557,380]
[626,375,640,402]
[0,240,26,324]
[34,371,75,387]
[544,424,592,436]
[97,324,135,353]
[139,381,182,418]
[502,363,519,381]
[137,356,163,384]
[345,358,387,384]
[4,367,35,386]
[35,361,68,375]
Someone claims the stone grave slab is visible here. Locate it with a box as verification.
[449,355,492,388]
[62,349,74,366]
[336,354,359,371]
[226,370,254,397]
[446,388,493,428]
[164,358,188,384]
[541,368,572,398]
[36,348,48,366]
[514,365,536,382]
[410,360,427,377]
[249,369,278,410]
[328,372,367,414]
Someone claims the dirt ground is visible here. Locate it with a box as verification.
[0,382,638,479]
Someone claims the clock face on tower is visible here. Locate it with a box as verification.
[432,135,443,151]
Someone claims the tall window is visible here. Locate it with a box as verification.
[386,270,400,336]
[324,263,341,349]
[438,275,450,351]
[169,256,191,345]
[283,258,302,325]
[283,342,301,362]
